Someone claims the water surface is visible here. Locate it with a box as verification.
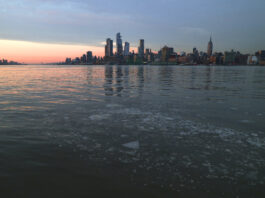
[0,65,264,197]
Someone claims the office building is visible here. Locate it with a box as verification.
[124,42,130,56]
[65,58,72,64]
[161,46,174,62]
[207,36,213,57]
[257,50,265,65]
[224,50,236,65]
[87,51,93,63]
[138,39,145,57]
[116,33,123,56]
[105,38,113,57]
[81,54,87,63]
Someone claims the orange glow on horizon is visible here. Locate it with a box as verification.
[0,39,104,64]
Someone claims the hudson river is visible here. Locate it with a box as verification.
[0,65,264,197]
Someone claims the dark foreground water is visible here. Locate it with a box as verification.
[0,65,264,197]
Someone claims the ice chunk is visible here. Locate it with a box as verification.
[122,141,140,150]
[106,104,121,108]
[89,114,110,121]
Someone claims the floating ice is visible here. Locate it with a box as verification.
[89,114,110,121]
[122,141,140,150]
[120,134,128,138]
[106,104,122,108]
[106,147,114,152]
[240,120,253,124]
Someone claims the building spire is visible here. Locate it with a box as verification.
[207,33,213,57]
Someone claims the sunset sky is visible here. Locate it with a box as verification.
[1,0,265,64]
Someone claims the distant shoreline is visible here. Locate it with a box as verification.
[5,64,264,67]
[56,63,265,67]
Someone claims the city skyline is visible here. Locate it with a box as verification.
[1,0,265,63]
[60,33,264,66]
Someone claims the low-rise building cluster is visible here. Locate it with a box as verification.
[63,51,104,65]
[0,58,22,65]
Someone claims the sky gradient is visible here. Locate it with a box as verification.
[1,0,265,63]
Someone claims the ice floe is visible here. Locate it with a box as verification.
[89,114,111,121]
[122,141,140,150]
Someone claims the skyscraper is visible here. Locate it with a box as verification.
[138,39,145,57]
[105,38,113,57]
[116,33,123,56]
[124,42,130,56]
[87,51,93,63]
[161,46,174,62]
[81,54,87,63]
[207,36,213,57]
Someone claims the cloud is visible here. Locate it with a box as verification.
[1,0,265,54]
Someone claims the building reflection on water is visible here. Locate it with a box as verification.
[104,66,114,96]
[103,66,146,97]
[137,66,145,95]
[115,66,124,97]
[158,66,174,90]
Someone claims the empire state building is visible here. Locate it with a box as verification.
[207,36,213,57]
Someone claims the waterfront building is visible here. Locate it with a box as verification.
[116,33,123,56]
[138,39,145,58]
[74,57,81,64]
[147,53,155,62]
[178,55,192,64]
[0,59,21,65]
[257,50,265,65]
[2,59,8,64]
[247,56,258,65]
[161,46,174,62]
[235,53,248,65]
[145,49,150,55]
[133,54,143,64]
[211,52,223,65]
[81,54,87,63]
[193,47,199,63]
[65,58,72,64]
[207,36,213,57]
[193,47,199,57]
[145,49,154,62]
[87,51,93,63]
[224,50,236,65]
[124,42,130,56]
[168,54,177,63]
[105,38,113,57]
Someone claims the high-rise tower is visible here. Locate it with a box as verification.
[116,33,123,56]
[124,42,130,56]
[105,38,113,57]
[138,39,145,57]
[87,51,93,63]
[207,36,213,57]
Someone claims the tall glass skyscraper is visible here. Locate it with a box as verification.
[86,51,93,63]
[105,38,113,57]
[116,33,123,56]
[138,39,145,57]
[124,42,130,56]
